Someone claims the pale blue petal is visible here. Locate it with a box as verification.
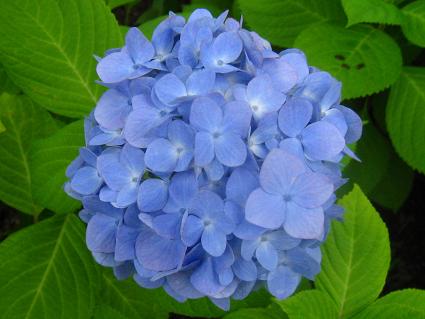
[190,97,223,132]
[136,229,186,272]
[137,179,168,212]
[204,159,225,181]
[186,69,216,96]
[152,213,181,239]
[245,188,286,229]
[247,75,286,117]
[194,132,215,166]
[337,105,362,143]
[125,27,155,64]
[222,101,252,137]
[278,98,313,137]
[86,214,117,253]
[284,202,324,240]
[168,120,195,148]
[256,241,278,271]
[267,265,301,299]
[232,258,257,281]
[115,224,139,261]
[95,89,130,130]
[96,51,134,83]
[154,73,187,105]
[190,257,223,295]
[169,171,197,208]
[215,133,247,167]
[71,167,102,195]
[99,162,131,190]
[301,121,345,161]
[181,214,204,246]
[286,247,321,280]
[226,167,259,206]
[167,272,204,298]
[259,149,306,195]
[292,172,333,208]
[116,183,139,207]
[262,58,298,93]
[120,144,145,174]
[213,31,243,64]
[145,138,178,172]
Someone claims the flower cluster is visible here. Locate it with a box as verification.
[65,9,362,310]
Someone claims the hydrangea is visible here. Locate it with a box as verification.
[65,8,362,310]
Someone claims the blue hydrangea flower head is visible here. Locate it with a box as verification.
[65,8,362,311]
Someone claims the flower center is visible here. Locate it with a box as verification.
[217,59,224,66]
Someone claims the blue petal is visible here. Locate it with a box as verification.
[167,272,204,298]
[201,226,227,256]
[215,133,247,167]
[168,120,195,148]
[222,101,252,137]
[337,105,363,144]
[125,27,154,64]
[152,213,181,239]
[99,161,131,191]
[278,97,313,137]
[256,241,278,271]
[323,108,348,137]
[204,159,225,181]
[145,138,178,172]
[286,247,321,280]
[115,224,139,261]
[284,202,324,240]
[134,274,165,289]
[86,214,117,253]
[301,121,345,161]
[190,97,223,132]
[113,261,134,280]
[186,69,216,96]
[190,257,224,295]
[232,258,257,281]
[120,144,145,174]
[115,183,139,207]
[71,166,102,195]
[194,132,215,166]
[234,220,266,240]
[136,228,186,272]
[291,172,333,208]
[181,214,203,246]
[245,188,286,229]
[262,58,298,93]
[95,89,130,130]
[191,190,224,218]
[259,149,306,195]
[212,31,243,64]
[169,171,198,209]
[246,75,286,117]
[267,265,300,299]
[96,51,134,83]
[226,168,259,206]
[154,73,187,105]
[137,179,168,212]
[280,50,309,85]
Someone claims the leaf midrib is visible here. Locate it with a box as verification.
[20,2,97,104]
[23,215,69,319]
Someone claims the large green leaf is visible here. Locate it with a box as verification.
[342,123,391,195]
[401,0,425,47]
[0,94,57,214]
[279,290,338,319]
[316,185,390,318]
[30,120,84,214]
[0,214,100,319]
[369,150,414,212]
[294,24,402,99]
[94,305,131,319]
[386,67,425,173]
[353,289,425,319]
[99,270,224,319]
[100,269,271,318]
[0,65,20,95]
[0,0,122,118]
[342,0,403,26]
[223,307,285,319]
[237,0,345,47]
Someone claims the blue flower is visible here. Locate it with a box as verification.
[245,149,333,239]
[190,96,251,167]
[66,8,362,309]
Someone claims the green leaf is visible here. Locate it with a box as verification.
[30,120,84,214]
[401,0,425,47]
[100,269,271,318]
[294,24,402,99]
[100,270,224,319]
[342,0,403,26]
[0,120,5,134]
[0,64,20,95]
[237,0,345,47]
[94,305,131,319]
[105,0,137,10]
[223,307,285,319]
[316,185,390,318]
[369,150,414,212]
[386,67,425,173]
[342,123,391,194]
[353,289,425,319]
[0,94,57,214]
[0,214,100,319]
[279,290,338,319]
[0,0,122,118]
